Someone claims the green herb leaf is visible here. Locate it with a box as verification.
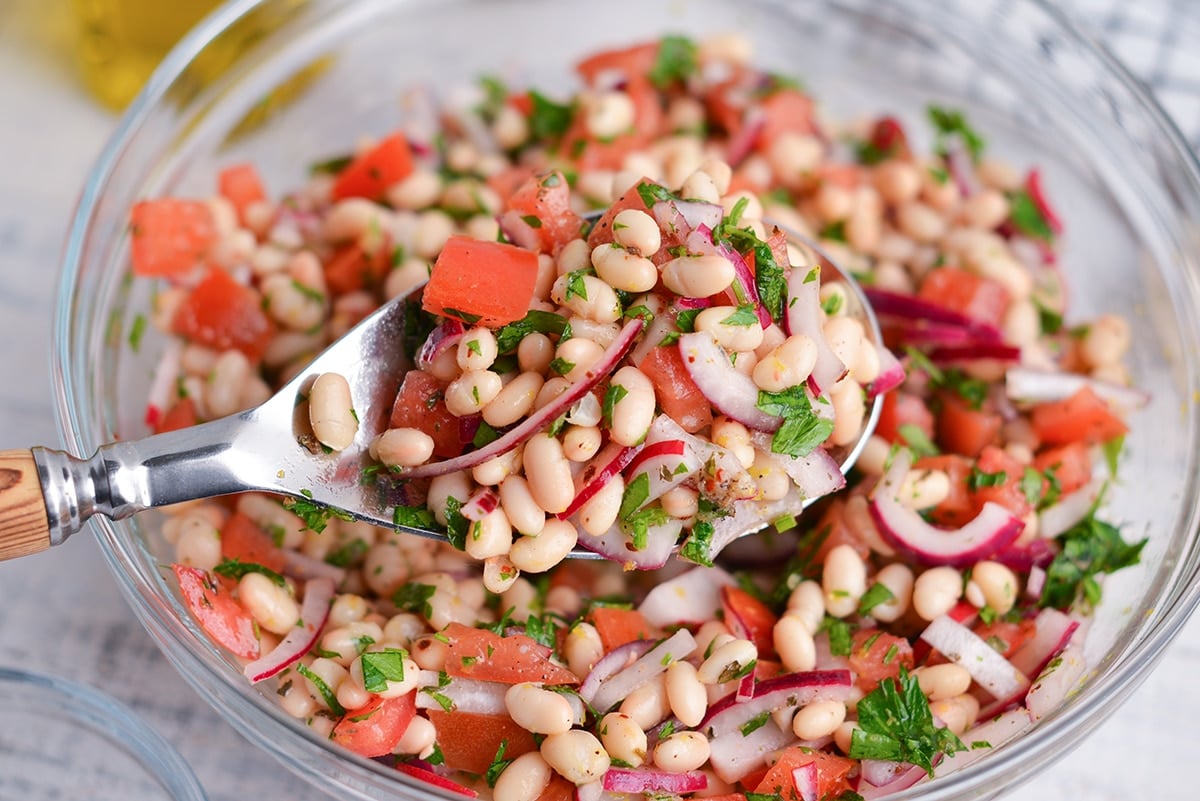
[850,669,965,775]
[602,384,629,429]
[927,105,985,163]
[296,663,346,717]
[360,648,409,693]
[679,520,716,567]
[648,35,698,89]
[494,310,570,354]
[212,558,286,587]
[623,505,669,551]
[618,472,651,521]
[721,305,759,327]
[485,740,513,787]
[393,583,437,619]
[549,358,576,376]
[528,90,573,142]
[857,581,897,616]
[1040,503,1146,610]
[473,420,502,449]
[740,710,771,736]
[444,496,470,550]
[325,538,369,568]
[819,615,854,656]
[755,386,835,458]
[394,504,437,530]
[1009,188,1055,243]
[635,180,678,210]
[967,467,1007,491]
[897,423,939,458]
[284,490,354,534]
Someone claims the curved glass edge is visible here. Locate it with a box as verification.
[0,665,209,801]
[49,0,1200,800]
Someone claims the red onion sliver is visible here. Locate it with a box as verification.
[575,516,681,570]
[1025,642,1086,721]
[792,762,820,801]
[461,487,499,521]
[244,576,335,683]
[603,768,708,794]
[700,670,854,738]
[638,565,737,628]
[280,550,347,584]
[1005,366,1150,411]
[785,267,846,393]
[1009,607,1080,680]
[416,319,466,371]
[862,287,1002,341]
[708,719,794,784]
[144,339,183,428]
[559,442,642,520]
[397,318,644,480]
[919,614,1030,701]
[578,641,655,705]
[678,331,780,431]
[589,629,698,713]
[933,709,1033,779]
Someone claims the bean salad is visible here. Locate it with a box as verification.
[130,32,1148,801]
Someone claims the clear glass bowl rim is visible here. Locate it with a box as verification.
[49,1,1200,799]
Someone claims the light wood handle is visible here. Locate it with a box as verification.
[0,449,51,560]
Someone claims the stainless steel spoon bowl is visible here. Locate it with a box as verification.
[0,228,881,562]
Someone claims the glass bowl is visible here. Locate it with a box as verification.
[52,0,1200,799]
[0,665,209,801]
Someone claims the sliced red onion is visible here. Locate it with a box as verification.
[1025,564,1047,599]
[858,759,912,789]
[919,615,1030,701]
[624,438,701,509]
[496,209,544,252]
[748,432,845,500]
[678,331,779,431]
[869,449,1024,567]
[416,319,466,371]
[144,338,183,428]
[603,768,707,794]
[628,297,676,368]
[926,341,1021,364]
[855,763,928,799]
[934,708,1033,778]
[1025,168,1064,235]
[882,319,977,347]
[725,105,766,167]
[244,576,335,683]
[865,344,905,401]
[992,537,1057,572]
[812,631,850,671]
[785,266,847,393]
[792,762,820,801]
[1009,607,1080,680]
[944,143,980,198]
[461,487,499,521]
[589,629,698,713]
[559,442,642,520]
[413,672,508,715]
[1038,475,1106,540]
[395,761,479,798]
[638,565,737,628]
[575,516,682,570]
[578,641,655,705]
[397,318,644,480]
[735,672,756,702]
[652,199,723,239]
[567,391,603,427]
[705,488,808,562]
[673,295,713,310]
[281,549,347,584]
[700,670,854,738]
[708,718,794,784]
[1025,642,1086,721]
[715,240,771,327]
[1005,366,1150,411]
[862,287,1002,341]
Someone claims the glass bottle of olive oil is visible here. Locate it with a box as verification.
[73,0,222,110]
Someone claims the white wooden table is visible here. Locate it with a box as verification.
[0,1,1195,799]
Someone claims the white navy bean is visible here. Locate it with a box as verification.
[374,427,434,467]
[665,660,708,727]
[309,372,358,451]
[792,699,847,741]
[509,519,579,573]
[464,508,512,560]
[493,751,552,801]
[653,731,710,773]
[598,712,648,767]
[822,544,868,618]
[483,371,544,428]
[915,664,973,702]
[524,434,575,514]
[660,254,735,298]
[506,682,575,735]
[774,614,817,673]
[540,730,610,785]
[239,572,299,636]
[912,566,964,621]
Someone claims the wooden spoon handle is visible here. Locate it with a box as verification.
[0,450,52,560]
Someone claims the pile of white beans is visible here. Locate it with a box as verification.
[150,30,1139,801]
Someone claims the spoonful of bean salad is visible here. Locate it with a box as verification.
[0,175,891,574]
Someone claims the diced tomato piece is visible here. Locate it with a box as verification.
[754,748,855,801]
[587,182,651,248]
[330,131,414,201]
[754,89,818,152]
[586,607,654,652]
[422,235,540,327]
[914,454,975,527]
[217,163,268,225]
[171,268,275,362]
[323,243,390,296]
[129,199,216,278]
[486,165,536,205]
[172,564,260,659]
[1030,386,1128,446]
[503,170,585,254]
[876,390,935,447]
[220,510,287,574]
[389,370,463,459]
[394,762,478,798]
[866,115,911,161]
[426,709,538,774]
[812,497,871,563]
[848,629,914,693]
[442,622,579,685]
[1033,441,1093,496]
[331,691,417,758]
[575,41,659,85]
[970,446,1034,519]
[155,397,198,434]
[936,391,1002,458]
[972,618,1037,659]
[917,266,1010,329]
[637,345,713,434]
[721,585,779,660]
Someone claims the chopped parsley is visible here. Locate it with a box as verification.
[819,615,854,657]
[393,583,437,619]
[212,558,286,587]
[635,180,678,210]
[296,663,345,717]
[485,740,514,787]
[648,35,698,89]
[564,269,590,302]
[528,90,573,142]
[1008,188,1056,243]
[967,467,1007,491]
[740,710,771,736]
[721,305,759,327]
[618,472,651,521]
[927,105,986,163]
[128,314,147,352]
[679,520,716,567]
[755,386,835,458]
[284,490,353,533]
[1039,501,1146,610]
[549,357,576,376]
[325,538,369,568]
[443,495,470,550]
[897,423,939,458]
[602,384,628,429]
[393,504,437,530]
[623,506,670,551]
[494,310,570,354]
[850,669,965,775]
[360,648,409,693]
[857,582,897,616]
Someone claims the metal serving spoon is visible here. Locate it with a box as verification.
[0,231,881,563]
